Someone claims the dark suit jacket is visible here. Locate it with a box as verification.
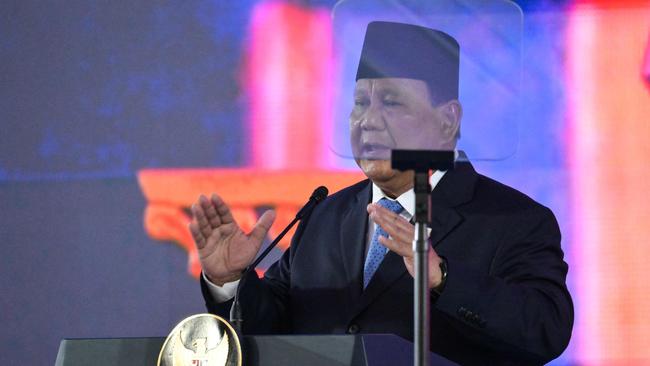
[202,162,573,365]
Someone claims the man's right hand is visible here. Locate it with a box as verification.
[189,194,276,286]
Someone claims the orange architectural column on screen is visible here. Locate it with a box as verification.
[138,169,363,278]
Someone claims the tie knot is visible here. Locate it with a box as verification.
[378,197,403,214]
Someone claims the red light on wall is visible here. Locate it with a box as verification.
[245,2,334,170]
[641,35,650,88]
[572,0,650,8]
[567,4,650,363]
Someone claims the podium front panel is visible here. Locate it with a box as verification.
[55,334,459,365]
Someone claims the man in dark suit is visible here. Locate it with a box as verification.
[189,22,573,365]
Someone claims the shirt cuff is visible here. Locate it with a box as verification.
[202,272,240,302]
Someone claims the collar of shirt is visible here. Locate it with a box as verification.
[365,170,446,254]
[371,169,447,221]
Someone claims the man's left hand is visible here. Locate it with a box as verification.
[367,202,443,290]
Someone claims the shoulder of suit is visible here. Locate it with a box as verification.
[471,173,553,215]
[326,179,370,200]
[312,179,369,211]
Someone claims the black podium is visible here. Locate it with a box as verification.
[55,334,459,365]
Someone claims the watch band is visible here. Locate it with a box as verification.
[433,256,448,295]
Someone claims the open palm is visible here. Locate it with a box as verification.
[189,194,276,285]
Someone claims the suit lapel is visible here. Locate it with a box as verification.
[429,161,476,247]
[349,161,479,318]
[354,250,407,315]
[340,181,372,302]
[429,205,462,248]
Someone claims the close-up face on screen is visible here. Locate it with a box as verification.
[329,0,523,169]
[349,76,460,157]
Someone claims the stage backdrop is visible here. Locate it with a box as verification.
[1,1,649,365]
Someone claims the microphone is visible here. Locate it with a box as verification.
[296,185,328,219]
[230,186,329,334]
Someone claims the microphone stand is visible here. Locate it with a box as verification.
[229,215,300,334]
[230,186,328,335]
[392,150,455,366]
[413,171,431,366]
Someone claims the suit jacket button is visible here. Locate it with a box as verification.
[457,307,467,317]
[464,310,474,321]
[348,324,360,334]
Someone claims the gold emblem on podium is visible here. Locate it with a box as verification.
[158,314,242,366]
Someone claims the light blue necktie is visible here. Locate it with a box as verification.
[363,197,404,289]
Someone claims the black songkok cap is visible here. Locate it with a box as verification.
[356,21,460,104]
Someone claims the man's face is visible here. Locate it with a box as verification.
[350,78,457,185]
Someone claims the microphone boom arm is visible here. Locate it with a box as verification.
[230,186,328,335]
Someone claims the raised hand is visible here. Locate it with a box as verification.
[189,194,276,285]
[367,202,443,289]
